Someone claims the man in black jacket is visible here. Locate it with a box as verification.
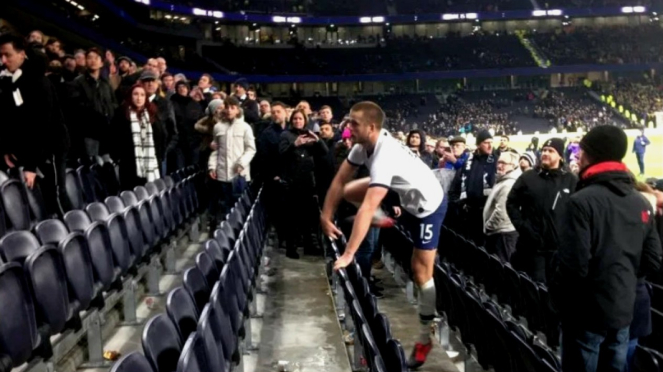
[233,78,260,125]
[449,129,497,245]
[0,33,72,216]
[507,138,576,282]
[71,47,117,160]
[553,126,662,372]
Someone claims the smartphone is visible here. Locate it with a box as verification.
[443,146,452,153]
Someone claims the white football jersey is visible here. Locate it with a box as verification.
[347,129,444,218]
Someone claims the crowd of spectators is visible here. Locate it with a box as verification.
[600,80,663,119]
[533,90,624,131]
[532,25,663,66]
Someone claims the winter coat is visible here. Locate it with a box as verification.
[109,106,166,189]
[151,95,178,154]
[406,129,436,169]
[208,117,256,182]
[552,162,662,332]
[483,169,521,235]
[254,121,285,181]
[633,135,650,155]
[171,93,203,152]
[506,167,577,254]
[279,128,328,191]
[444,151,469,170]
[70,72,117,141]
[449,150,498,206]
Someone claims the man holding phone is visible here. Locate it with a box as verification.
[440,136,468,170]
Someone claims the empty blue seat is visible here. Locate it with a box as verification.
[183,267,211,313]
[63,210,92,232]
[196,305,226,372]
[24,246,74,336]
[164,177,175,189]
[142,314,182,372]
[86,202,111,223]
[121,191,140,207]
[1,179,32,231]
[0,262,41,368]
[110,352,154,372]
[85,220,125,283]
[58,232,99,311]
[35,219,69,246]
[65,169,86,211]
[208,284,237,366]
[105,196,126,214]
[204,239,226,271]
[196,252,219,289]
[0,231,41,263]
[134,186,151,202]
[176,333,204,372]
[145,182,160,197]
[154,179,167,193]
[167,287,199,343]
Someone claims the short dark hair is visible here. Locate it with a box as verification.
[224,96,240,108]
[320,105,332,112]
[161,72,173,79]
[45,37,60,46]
[0,33,26,52]
[86,47,103,58]
[271,101,287,110]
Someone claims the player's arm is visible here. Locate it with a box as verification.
[334,185,388,270]
[321,159,358,238]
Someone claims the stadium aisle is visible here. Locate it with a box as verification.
[245,249,351,372]
[75,235,206,372]
[373,267,460,372]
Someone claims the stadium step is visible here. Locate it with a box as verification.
[515,30,551,69]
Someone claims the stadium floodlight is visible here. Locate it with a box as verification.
[287,16,302,23]
[547,9,562,15]
[192,8,207,16]
[165,14,172,19]
[465,13,478,19]
[532,10,547,16]
[633,6,646,12]
[442,13,460,20]
[621,6,634,12]
[273,16,287,22]
[134,0,150,4]
[211,11,224,18]
[359,17,372,23]
[372,16,385,22]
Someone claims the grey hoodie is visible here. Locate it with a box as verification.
[483,168,521,234]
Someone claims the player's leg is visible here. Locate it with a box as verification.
[408,248,437,369]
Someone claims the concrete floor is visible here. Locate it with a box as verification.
[245,250,352,372]
[373,266,461,372]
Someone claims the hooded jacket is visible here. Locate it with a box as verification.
[552,162,662,332]
[506,166,577,254]
[208,117,256,182]
[483,168,521,234]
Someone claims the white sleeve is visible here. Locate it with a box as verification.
[369,151,394,188]
[347,144,366,166]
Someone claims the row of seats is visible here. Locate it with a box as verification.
[329,237,409,372]
[0,163,204,372]
[382,222,663,372]
[110,187,268,372]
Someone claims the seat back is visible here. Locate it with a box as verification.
[105,214,133,274]
[196,252,219,289]
[142,314,183,372]
[196,305,225,372]
[146,182,160,196]
[59,232,97,311]
[167,287,199,343]
[0,263,41,366]
[1,179,32,231]
[204,239,225,270]
[85,221,123,284]
[183,267,211,313]
[86,202,111,223]
[154,179,167,193]
[65,169,86,210]
[134,186,151,202]
[164,177,175,189]
[105,196,126,214]
[176,333,204,372]
[0,231,41,263]
[110,352,155,372]
[64,210,92,232]
[385,339,409,372]
[121,191,140,207]
[208,283,235,364]
[24,246,71,335]
[35,219,70,246]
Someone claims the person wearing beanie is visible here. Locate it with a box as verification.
[519,151,536,172]
[449,129,497,245]
[233,77,260,125]
[483,151,521,262]
[506,137,577,283]
[552,125,662,372]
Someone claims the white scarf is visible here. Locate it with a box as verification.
[130,110,160,182]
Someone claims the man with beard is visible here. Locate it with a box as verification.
[507,138,577,283]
